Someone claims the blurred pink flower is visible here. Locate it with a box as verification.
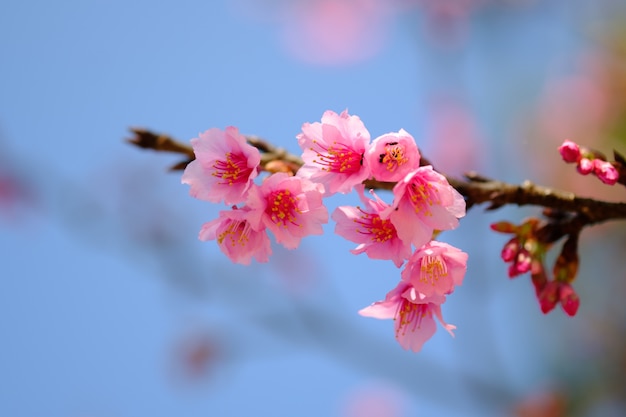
[382,166,466,248]
[0,173,33,222]
[535,54,612,146]
[297,110,371,195]
[359,280,455,352]
[233,0,533,63]
[332,185,411,267]
[365,129,421,182]
[246,173,328,249]
[199,206,272,265]
[279,0,402,65]
[512,388,567,417]
[340,382,408,417]
[401,240,467,297]
[170,327,222,383]
[416,0,482,42]
[423,96,485,177]
[182,127,260,205]
[232,0,419,65]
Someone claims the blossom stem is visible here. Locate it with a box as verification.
[127,128,626,227]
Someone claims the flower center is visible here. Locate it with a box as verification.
[266,189,301,227]
[378,142,408,172]
[395,299,429,337]
[408,179,436,216]
[355,208,395,243]
[217,219,250,247]
[419,254,448,286]
[212,152,251,185]
[310,140,363,174]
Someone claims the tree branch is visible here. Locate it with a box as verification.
[127,128,626,227]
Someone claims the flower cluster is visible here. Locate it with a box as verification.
[491,219,580,316]
[490,219,546,278]
[183,110,467,352]
[298,110,468,352]
[182,127,329,265]
[489,139,626,317]
[558,139,619,185]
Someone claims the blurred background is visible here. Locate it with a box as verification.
[2,0,626,416]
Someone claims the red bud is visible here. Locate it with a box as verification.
[559,283,580,316]
[538,281,559,314]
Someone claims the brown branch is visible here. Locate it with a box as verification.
[450,173,626,225]
[126,128,626,227]
[127,127,195,170]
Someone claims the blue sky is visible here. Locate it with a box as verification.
[2,1,625,416]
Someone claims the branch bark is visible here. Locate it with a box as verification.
[127,127,626,228]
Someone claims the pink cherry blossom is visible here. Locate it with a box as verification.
[296,110,371,195]
[198,207,271,265]
[401,241,467,297]
[382,166,465,248]
[359,281,455,352]
[182,127,261,205]
[332,185,411,267]
[246,173,328,249]
[365,129,421,182]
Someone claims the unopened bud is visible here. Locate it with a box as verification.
[501,238,519,262]
[593,159,619,185]
[558,140,581,163]
[559,283,580,316]
[576,158,594,175]
[508,249,532,277]
[538,281,559,314]
[490,221,517,234]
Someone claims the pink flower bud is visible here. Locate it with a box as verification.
[559,283,580,316]
[576,158,594,175]
[510,249,532,276]
[538,281,559,314]
[558,140,581,163]
[593,159,619,185]
[501,238,519,262]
